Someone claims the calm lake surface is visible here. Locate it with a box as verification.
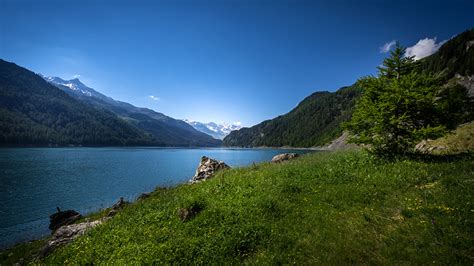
[0,147,312,248]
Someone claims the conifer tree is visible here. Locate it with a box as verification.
[345,45,446,155]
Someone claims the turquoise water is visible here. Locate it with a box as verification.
[0,147,311,248]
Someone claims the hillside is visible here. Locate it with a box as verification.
[0,59,221,147]
[46,77,221,147]
[2,151,472,264]
[421,28,474,79]
[224,29,474,148]
[223,86,360,147]
[0,59,154,146]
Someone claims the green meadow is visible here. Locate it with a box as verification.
[5,151,461,264]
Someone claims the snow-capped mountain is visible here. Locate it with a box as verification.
[40,74,221,146]
[43,76,111,102]
[183,120,242,139]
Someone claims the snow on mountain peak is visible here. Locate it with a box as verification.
[183,120,242,139]
[44,76,99,98]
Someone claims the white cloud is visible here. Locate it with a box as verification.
[72,74,81,79]
[233,121,242,126]
[148,95,160,101]
[405,37,447,60]
[380,40,396,53]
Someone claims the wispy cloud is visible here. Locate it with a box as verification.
[405,37,447,60]
[148,95,160,101]
[72,74,81,79]
[380,40,396,53]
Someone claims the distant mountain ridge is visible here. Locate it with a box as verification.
[44,76,221,147]
[0,59,220,147]
[183,120,242,139]
[0,59,153,146]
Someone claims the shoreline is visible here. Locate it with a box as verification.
[0,149,309,251]
[0,145,323,150]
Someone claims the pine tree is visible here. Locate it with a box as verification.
[345,45,446,155]
[377,43,417,80]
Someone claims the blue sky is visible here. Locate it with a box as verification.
[1,0,473,126]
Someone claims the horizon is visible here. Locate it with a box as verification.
[1,0,473,126]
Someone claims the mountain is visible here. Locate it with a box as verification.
[0,59,154,146]
[223,86,360,147]
[42,76,112,101]
[183,120,242,139]
[224,28,474,148]
[421,28,474,79]
[44,76,221,147]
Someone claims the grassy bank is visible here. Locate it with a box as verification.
[424,121,474,154]
[3,151,474,264]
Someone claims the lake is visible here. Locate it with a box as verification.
[0,147,312,249]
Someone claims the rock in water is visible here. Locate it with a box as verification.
[41,220,103,256]
[271,153,299,163]
[107,197,127,217]
[49,209,82,231]
[191,156,230,182]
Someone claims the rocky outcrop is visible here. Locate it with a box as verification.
[49,208,82,231]
[107,197,127,217]
[191,156,230,182]
[41,219,103,256]
[42,197,127,256]
[453,74,474,97]
[319,132,359,151]
[271,153,299,163]
[415,140,448,154]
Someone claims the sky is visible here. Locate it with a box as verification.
[1,0,473,126]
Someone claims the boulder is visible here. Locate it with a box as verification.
[107,197,127,217]
[191,156,230,182]
[49,208,82,231]
[271,153,299,163]
[41,220,103,256]
[177,205,203,222]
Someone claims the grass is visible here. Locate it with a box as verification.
[2,150,473,264]
[427,121,474,154]
[0,238,47,265]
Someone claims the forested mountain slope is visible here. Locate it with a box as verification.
[223,86,360,147]
[0,60,220,146]
[421,28,474,79]
[46,77,221,147]
[224,28,474,148]
[0,59,153,146]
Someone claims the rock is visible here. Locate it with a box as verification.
[107,209,119,218]
[191,156,230,182]
[137,192,152,200]
[415,140,447,154]
[107,197,126,217]
[415,140,430,153]
[177,205,203,222]
[41,220,103,256]
[271,153,299,163]
[111,197,125,210]
[49,208,82,231]
[319,132,359,151]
